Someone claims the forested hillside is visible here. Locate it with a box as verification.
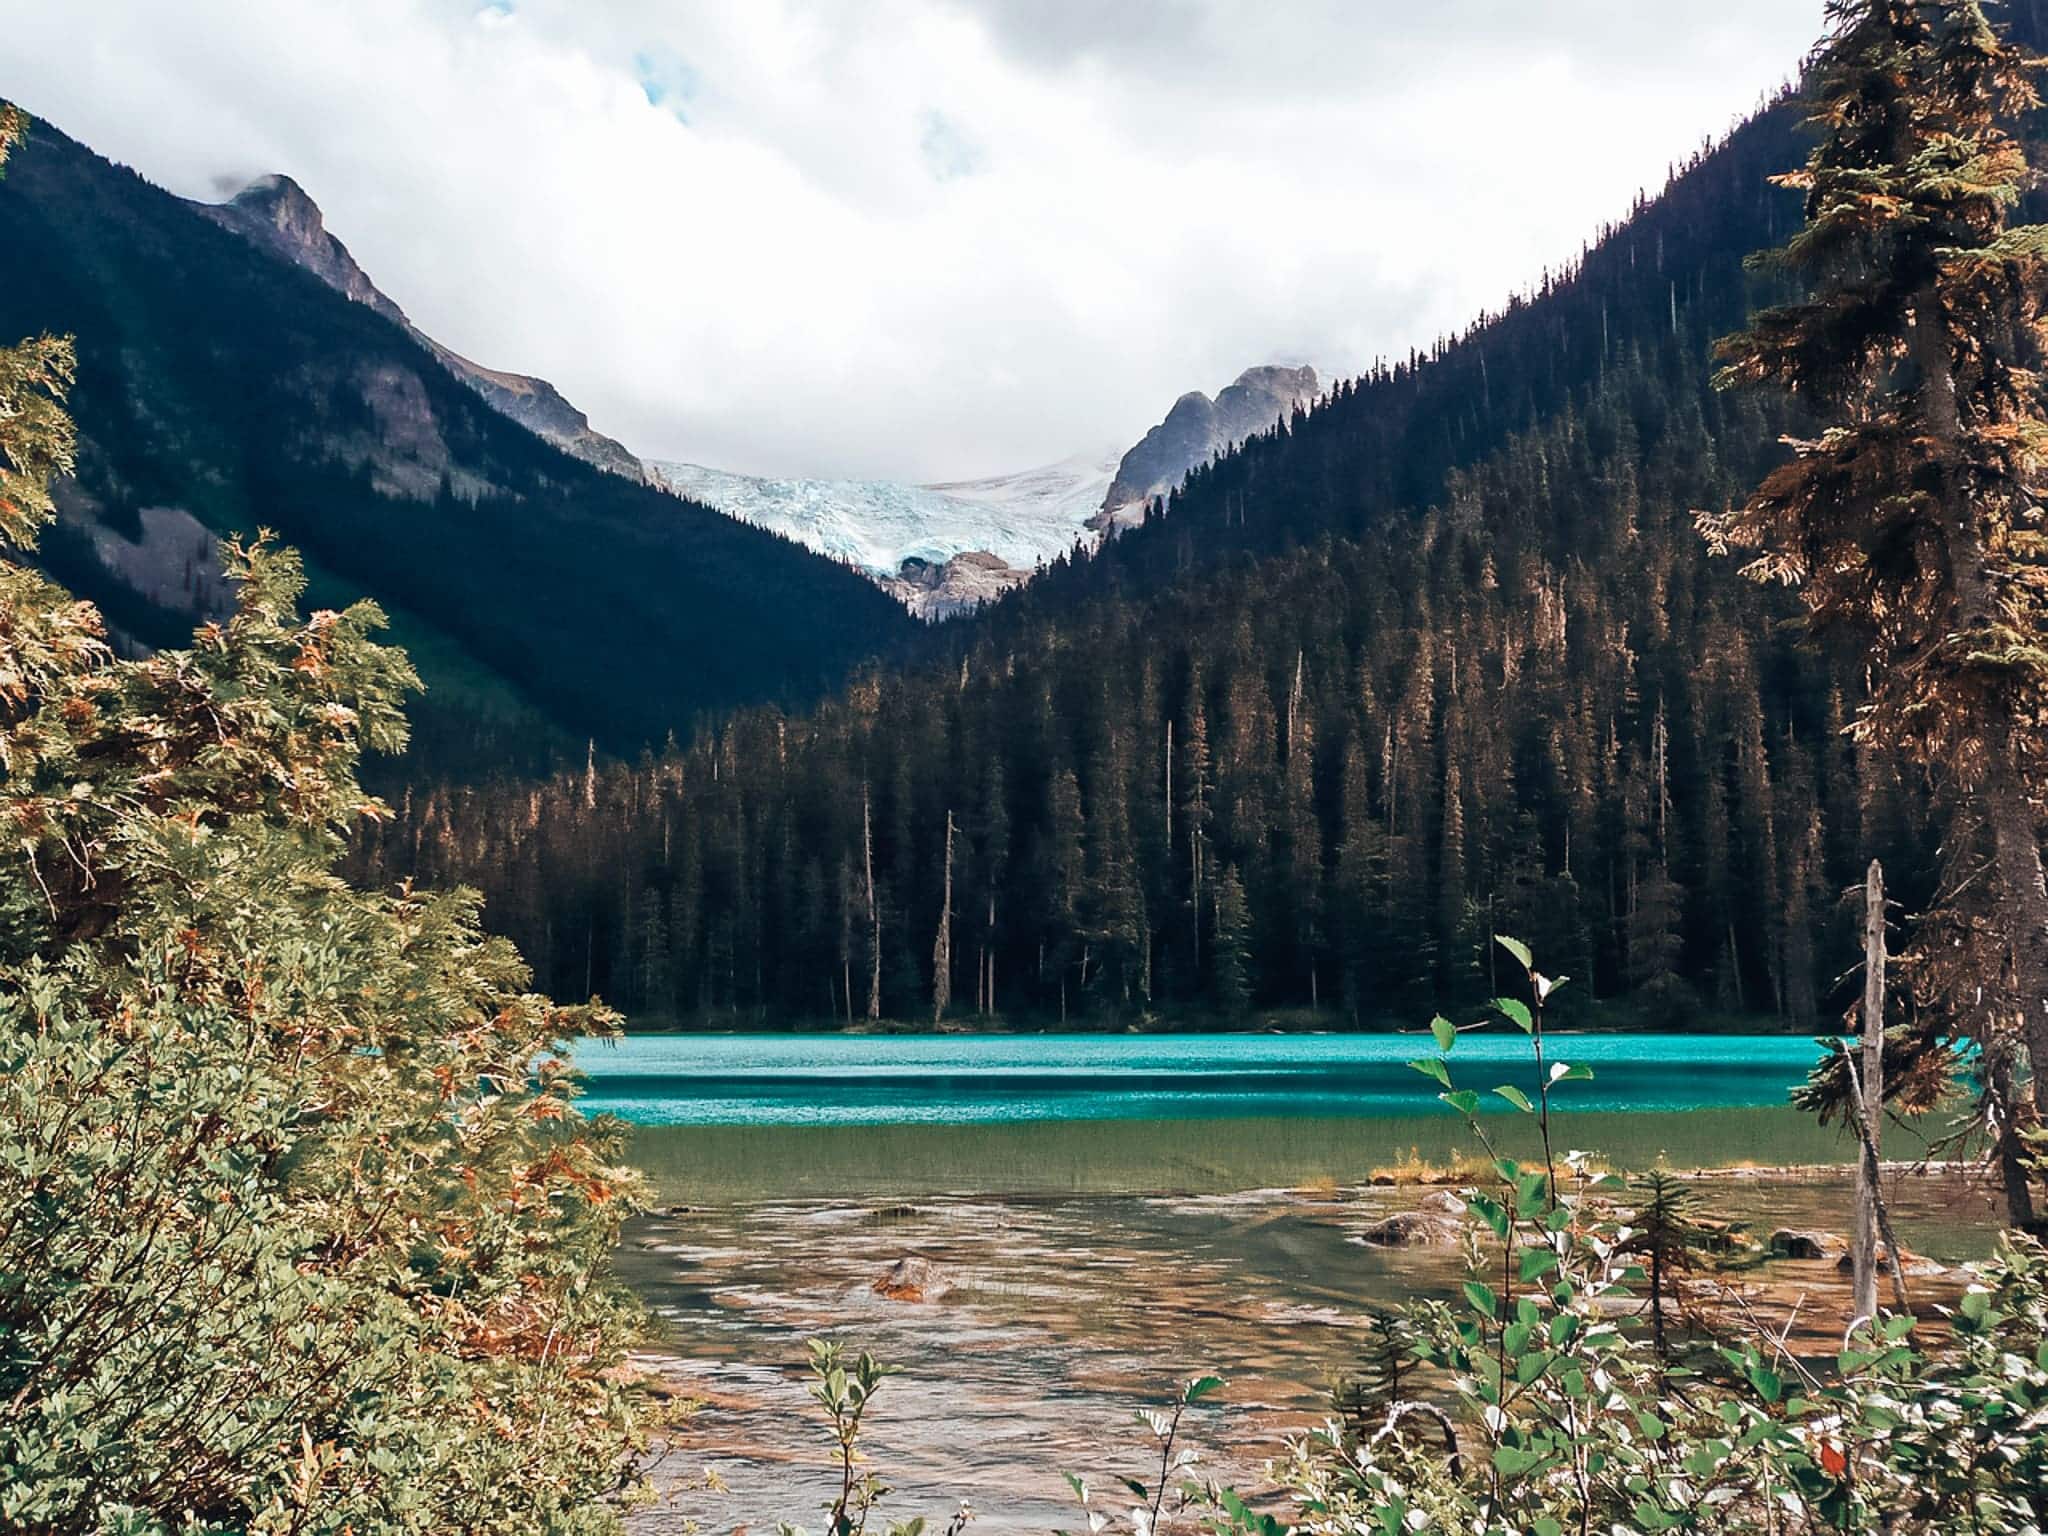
[0,115,914,774]
[356,58,1967,1029]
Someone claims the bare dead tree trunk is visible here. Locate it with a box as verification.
[1853,860,1889,1319]
[1165,719,1173,858]
[838,859,855,1027]
[864,785,881,1022]
[933,810,954,1023]
[1839,1039,1911,1313]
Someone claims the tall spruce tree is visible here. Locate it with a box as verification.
[1707,0,2048,1226]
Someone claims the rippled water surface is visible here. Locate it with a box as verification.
[573,1032,1842,1127]
[598,1034,1998,1534]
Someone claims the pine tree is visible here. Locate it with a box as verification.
[1212,862,1256,1016]
[1707,0,2048,1224]
[1625,1170,1712,1360]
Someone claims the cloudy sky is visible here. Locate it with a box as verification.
[5,0,1825,481]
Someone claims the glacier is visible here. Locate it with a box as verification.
[649,449,1120,583]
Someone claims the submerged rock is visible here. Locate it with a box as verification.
[1834,1245,1948,1279]
[873,1256,952,1302]
[1355,1195,1466,1248]
[1769,1229,1845,1260]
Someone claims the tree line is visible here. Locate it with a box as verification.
[357,335,1931,1030]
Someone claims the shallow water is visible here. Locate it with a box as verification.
[623,1106,1865,1205]
[600,1033,1996,1534]
[618,1170,2001,1535]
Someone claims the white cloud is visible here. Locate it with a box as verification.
[0,0,1826,480]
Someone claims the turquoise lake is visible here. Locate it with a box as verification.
[603,1031,1990,1533]
[571,1031,1834,1126]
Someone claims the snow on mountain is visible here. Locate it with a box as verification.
[648,449,1119,617]
[647,364,1324,620]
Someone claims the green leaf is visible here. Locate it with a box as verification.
[1494,996,1534,1032]
[1494,934,1534,971]
[1519,1246,1559,1283]
[1493,1445,1544,1478]
[1494,1084,1534,1113]
[1468,1193,1510,1241]
[1441,1089,1480,1118]
[1183,1375,1225,1404]
[1462,1280,1499,1319]
[1551,1061,1593,1083]
[1408,1057,1451,1089]
[1632,1499,1674,1532]
[1430,1015,1457,1053]
[1516,1170,1551,1218]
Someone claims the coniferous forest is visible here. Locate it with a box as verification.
[356,86,1933,1030]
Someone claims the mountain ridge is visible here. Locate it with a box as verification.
[361,43,1908,1029]
[195,172,650,484]
[0,111,913,772]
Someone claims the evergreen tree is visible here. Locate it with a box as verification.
[1212,863,1255,1017]
[1707,0,2048,1223]
[1624,1170,1713,1360]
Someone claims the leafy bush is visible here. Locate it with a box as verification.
[0,106,646,1535]
[1214,938,2048,1535]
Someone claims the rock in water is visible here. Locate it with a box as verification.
[873,1256,951,1302]
[1769,1229,1845,1260]
[1355,1203,1464,1247]
[1834,1245,1947,1279]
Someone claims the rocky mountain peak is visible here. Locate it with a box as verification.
[1098,363,1322,528]
[194,172,644,480]
[224,172,321,233]
[202,174,403,324]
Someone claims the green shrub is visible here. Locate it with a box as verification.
[0,106,646,1535]
[1213,938,2048,1535]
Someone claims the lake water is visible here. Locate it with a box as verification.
[573,1031,1838,1126]
[582,1032,1870,1203]
[600,1033,1995,1533]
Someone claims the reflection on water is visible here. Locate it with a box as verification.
[622,1107,1871,1205]
[619,1161,2000,1534]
